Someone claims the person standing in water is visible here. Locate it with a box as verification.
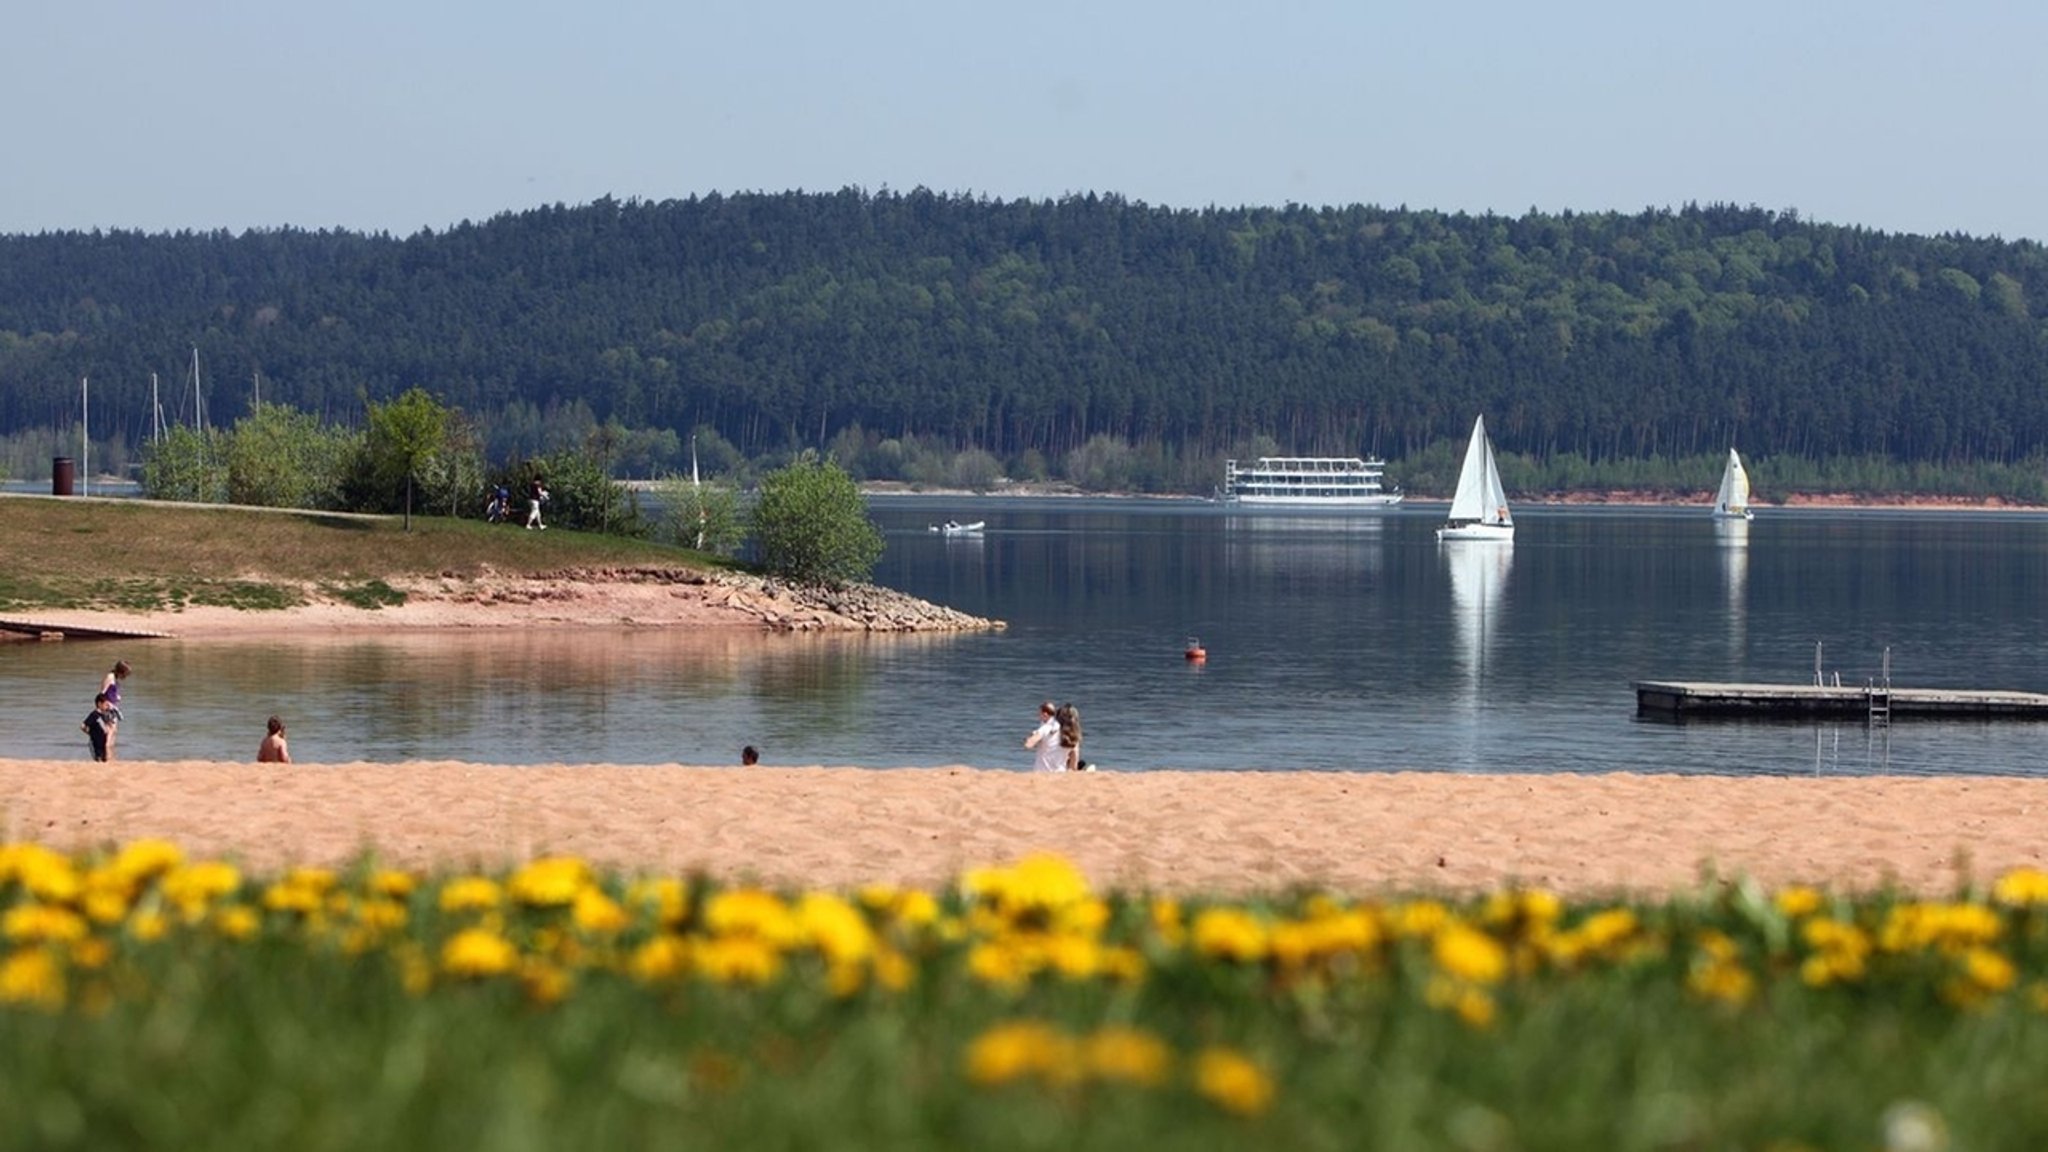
[99,660,130,758]
[258,716,292,763]
[82,693,116,762]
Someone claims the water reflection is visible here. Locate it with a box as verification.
[1716,518,1749,656]
[1444,542,1513,689]
[1222,514,1385,578]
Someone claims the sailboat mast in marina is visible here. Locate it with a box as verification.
[1437,414,1514,542]
[1712,448,1754,520]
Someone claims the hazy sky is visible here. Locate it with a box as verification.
[6,0,2045,241]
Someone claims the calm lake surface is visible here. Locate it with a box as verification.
[6,498,2048,776]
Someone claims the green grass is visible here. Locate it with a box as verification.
[0,497,711,613]
[5,848,2048,1150]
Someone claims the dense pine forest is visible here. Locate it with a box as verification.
[3,190,2047,495]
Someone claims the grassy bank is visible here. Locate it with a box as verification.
[3,845,2047,1150]
[0,496,710,614]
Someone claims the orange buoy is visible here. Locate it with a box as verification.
[1184,637,1207,662]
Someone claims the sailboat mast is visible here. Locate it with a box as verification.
[151,372,163,443]
[81,376,89,497]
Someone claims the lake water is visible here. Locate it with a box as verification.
[5,498,2048,776]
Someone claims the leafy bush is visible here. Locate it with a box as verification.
[750,454,883,586]
[652,473,744,555]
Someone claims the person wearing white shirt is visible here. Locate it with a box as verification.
[1024,700,1064,773]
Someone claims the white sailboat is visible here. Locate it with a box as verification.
[1711,448,1754,520]
[1437,414,1514,542]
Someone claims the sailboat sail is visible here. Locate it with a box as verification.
[1446,415,1510,526]
[1713,449,1752,518]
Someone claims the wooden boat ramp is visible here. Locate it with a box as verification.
[0,617,175,641]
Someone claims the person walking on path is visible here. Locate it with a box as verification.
[258,716,292,763]
[1025,700,1065,773]
[526,478,549,529]
[82,693,116,762]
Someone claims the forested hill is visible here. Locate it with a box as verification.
[3,190,2047,470]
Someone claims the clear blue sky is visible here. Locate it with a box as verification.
[6,0,2045,241]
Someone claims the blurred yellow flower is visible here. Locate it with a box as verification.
[160,861,242,915]
[695,935,784,986]
[211,905,260,941]
[571,889,630,936]
[438,877,503,914]
[625,877,689,928]
[964,1020,1072,1086]
[1958,947,2016,993]
[508,857,592,907]
[1774,886,1826,919]
[797,892,875,965]
[1992,868,2048,907]
[0,948,65,1011]
[1425,975,1498,1029]
[704,889,802,947]
[520,959,572,1006]
[441,928,520,978]
[1193,1047,1275,1116]
[4,904,89,945]
[627,934,692,983]
[368,869,418,899]
[1192,907,1268,964]
[109,839,185,884]
[1433,924,1508,985]
[1084,1027,1172,1087]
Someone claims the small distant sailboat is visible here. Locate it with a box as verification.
[1437,414,1514,542]
[1711,448,1755,521]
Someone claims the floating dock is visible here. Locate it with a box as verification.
[0,618,176,641]
[1634,680,2048,721]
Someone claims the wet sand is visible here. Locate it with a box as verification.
[3,761,2041,896]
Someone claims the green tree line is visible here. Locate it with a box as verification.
[3,192,2046,491]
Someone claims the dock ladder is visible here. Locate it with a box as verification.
[1867,646,1893,726]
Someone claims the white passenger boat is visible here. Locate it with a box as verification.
[1220,455,1403,508]
[1437,414,1514,543]
[1711,448,1755,521]
[929,520,985,536]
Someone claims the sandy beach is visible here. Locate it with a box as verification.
[4,761,2041,897]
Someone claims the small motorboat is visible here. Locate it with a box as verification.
[929,520,985,536]
[1184,637,1207,662]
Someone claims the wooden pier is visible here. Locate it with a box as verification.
[1634,680,2048,721]
[0,618,176,641]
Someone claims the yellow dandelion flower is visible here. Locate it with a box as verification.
[798,892,876,965]
[967,941,1033,989]
[110,839,185,883]
[1432,924,1508,985]
[211,905,261,941]
[438,877,503,914]
[81,885,131,927]
[628,934,692,983]
[261,881,322,915]
[704,889,802,946]
[571,889,630,936]
[625,877,690,927]
[127,910,169,942]
[1687,959,1756,1006]
[15,851,83,905]
[1084,1027,1172,1087]
[1774,886,1826,919]
[507,857,591,908]
[964,1020,1071,1086]
[441,928,520,978]
[356,898,409,934]
[890,889,940,929]
[160,861,242,915]
[1959,947,2017,993]
[0,948,66,1011]
[1992,867,2048,907]
[872,947,916,992]
[694,935,784,986]
[1388,900,1450,939]
[1191,907,1268,964]
[1193,1047,1275,1117]
[1102,945,1148,984]
[367,869,418,899]
[4,904,89,945]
